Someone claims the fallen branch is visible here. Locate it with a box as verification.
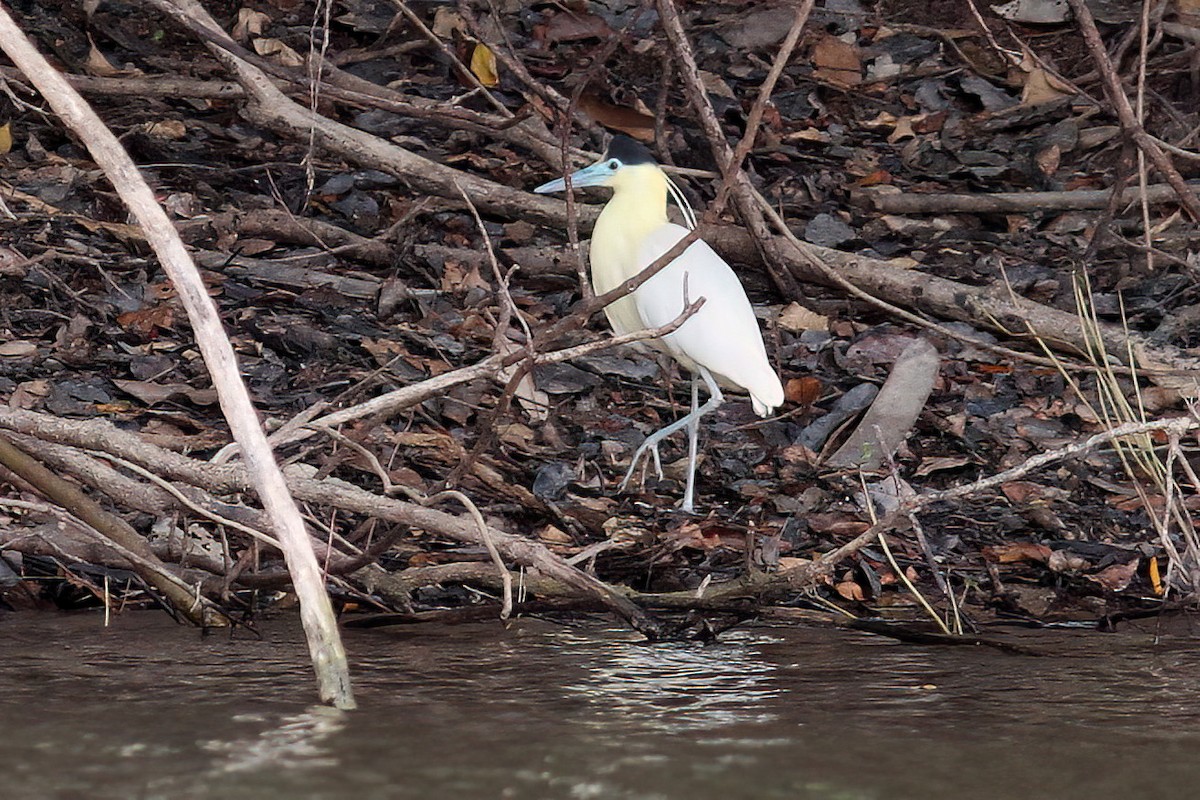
[0,407,669,639]
[859,182,1200,215]
[1066,0,1200,221]
[0,4,354,709]
[0,432,223,624]
[622,415,1200,608]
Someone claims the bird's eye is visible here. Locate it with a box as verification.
[608,159,619,170]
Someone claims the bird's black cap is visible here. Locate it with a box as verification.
[605,135,656,166]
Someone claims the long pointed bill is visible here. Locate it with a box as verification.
[533,159,612,194]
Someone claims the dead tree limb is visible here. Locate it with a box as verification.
[0,407,669,639]
[0,4,355,709]
[1066,0,1200,220]
[859,182,1200,215]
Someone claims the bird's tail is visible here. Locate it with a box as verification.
[748,372,785,418]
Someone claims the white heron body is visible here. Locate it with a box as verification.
[588,162,783,416]
[535,137,784,511]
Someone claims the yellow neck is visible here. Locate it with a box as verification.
[590,164,669,295]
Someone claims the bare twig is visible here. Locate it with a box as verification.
[1066,0,1200,220]
[0,1,355,709]
[0,432,224,624]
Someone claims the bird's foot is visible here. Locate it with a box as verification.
[618,440,665,492]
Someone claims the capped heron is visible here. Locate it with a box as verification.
[534,136,784,513]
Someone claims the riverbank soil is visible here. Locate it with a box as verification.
[2,0,1198,637]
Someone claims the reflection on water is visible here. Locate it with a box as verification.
[556,629,783,731]
[4,611,1200,800]
[202,706,346,773]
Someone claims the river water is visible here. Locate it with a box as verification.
[2,611,1199,799]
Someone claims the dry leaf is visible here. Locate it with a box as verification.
[117,305,176,338]
[0,340,37,357]
[1087,560,1138,592]
[784,128,831,144]
[1035,142,1061,176]
[233,8,272,41]
[0,122,11,155]
[785,376,823,406]
[1047,548,1089,573]
[991,0,1069,24]
[112,379,218,407]
[1149,555,1164,595]
[578,95,655,141]
[538,9,613,43]
[913,455,971,476]
[777,302,828,333]
[441,260,489,293]
[252,38,304,67]
[470,43,499,88]
[536,525,573,545]
[699,70,736,99]
[497,422,536,449]
[145,120,187,140]
[835,580,866,601]
[812,35,862,87]
[85,36,124,77]
[982,542,1051,563]
[432,8,465,37]
[887,116,916,143]
[497,341,549,422]
[10,379,50,409]
[1021,67,1072,105]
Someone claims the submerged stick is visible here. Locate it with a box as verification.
[0,4,355,710]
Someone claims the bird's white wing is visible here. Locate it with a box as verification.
[634,224,784,414]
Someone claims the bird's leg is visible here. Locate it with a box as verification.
[681,374,701,514]
[619,367,723,512]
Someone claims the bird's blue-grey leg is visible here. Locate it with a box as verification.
[681,373,701,513]
[619,366,723,512]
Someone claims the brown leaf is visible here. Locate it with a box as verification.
[536,525,573,545]
[811,35,862,87]
[117,305,176,338]
[0,340,37,357]
[112,379,218,407]
[496,422,536,449]
[913,456,972,477]
[835,579,865,601]
[233,8,272,41]
[360,337,409,366]
[539,9,613,43]
[440,260,489,294]
[982,542,1051,564]
[1087,560,1138,592]
[252,37,304,67]
[1000,480,1068,504]
[577,95,655,142]
[777,556,813,571]
[144,120,187,141]
[1021,67,1072,106]
[85,36,125,77]
[784,376,823,406]
[806,512,870,536]
[431,7,465,37]
[10,380,49,409]
[234,238,277,256]
[777,302,828,333]
[1035,143,1061,177]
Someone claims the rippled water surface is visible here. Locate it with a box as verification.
[4,611,1200,799]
